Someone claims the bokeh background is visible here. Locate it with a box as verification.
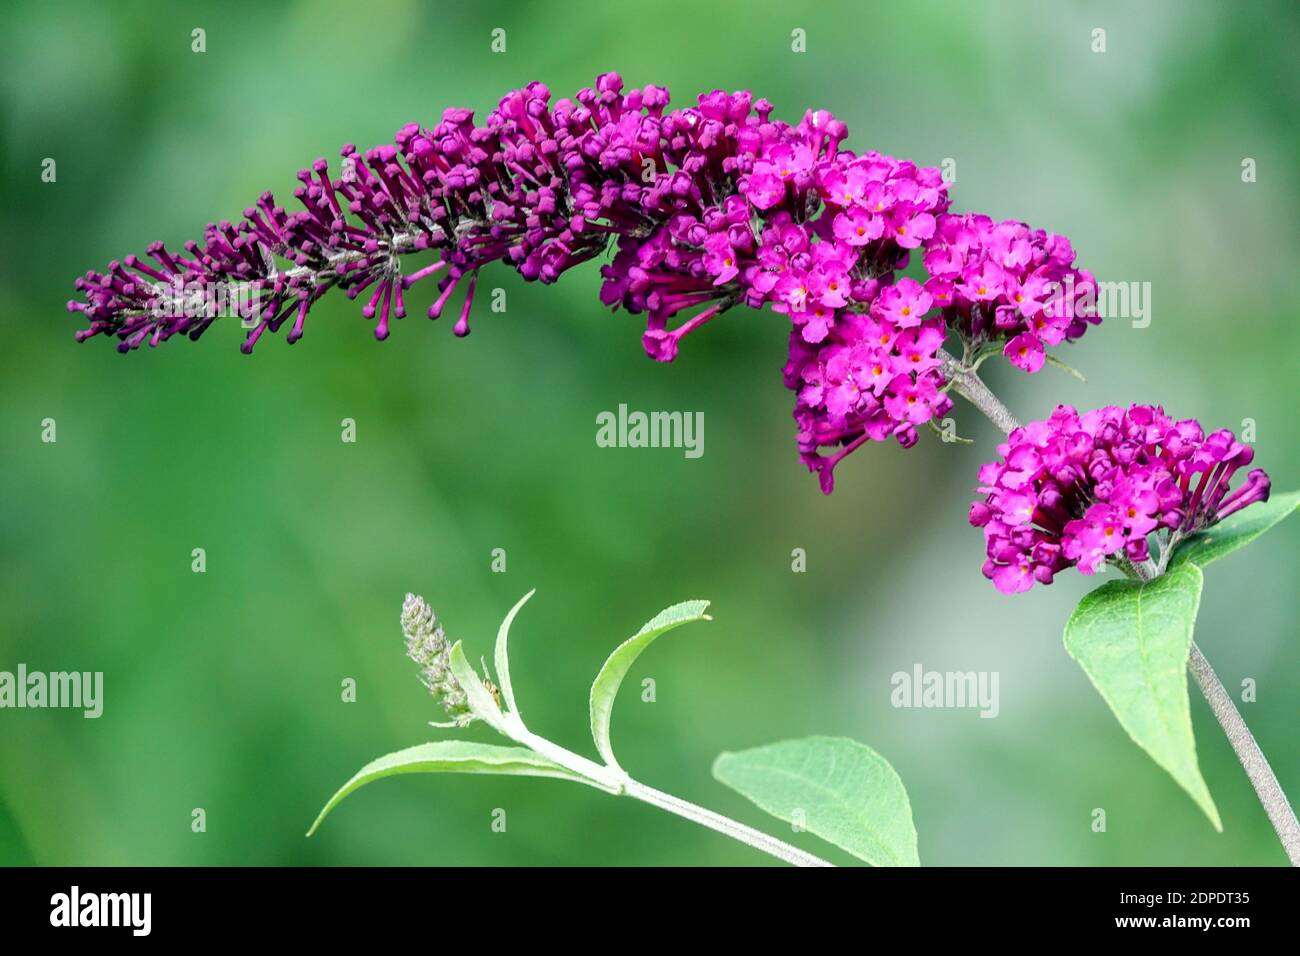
[1,0,1296,866]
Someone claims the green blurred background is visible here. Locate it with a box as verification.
[1,0,1296,866]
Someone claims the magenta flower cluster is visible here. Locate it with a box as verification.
[594,92,957,492]
[922,213,1099,373]
[67,75,1105,492]
[970,404,1271,593]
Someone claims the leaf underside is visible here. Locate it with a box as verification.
[494,589,535,717]
[307,741,585,836]
[589,600,711,770]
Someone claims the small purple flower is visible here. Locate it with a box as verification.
[741,161,788,210]
[1003,332,1045,373]
[702,233,740,286]
[888,209,935,249]
[873,278,932,329]
[833,207,884,246]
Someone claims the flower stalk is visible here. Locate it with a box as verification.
[1183,644,1300,866]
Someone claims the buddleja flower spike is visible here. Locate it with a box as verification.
[67,74,1099,493]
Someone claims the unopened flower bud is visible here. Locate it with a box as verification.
[400,593,474,727]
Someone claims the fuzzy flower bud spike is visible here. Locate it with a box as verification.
[400,593,474,727]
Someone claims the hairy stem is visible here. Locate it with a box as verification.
[1186,644,1300,865]
[501,715,832,866]
[944,349,1300,865]
[939,349,1021,435]
[622,779,834,867]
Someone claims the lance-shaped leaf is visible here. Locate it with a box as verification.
[713,736,919,867]
[494,589,535,718]
[589,600,711,770]
[307,741,589,836]
[1169,489,1299,570]
[1064,562,1220,829]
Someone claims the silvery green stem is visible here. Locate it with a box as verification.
[1186,644,1300,866]
[939,349,1021,435]
[944,350,1300,866]
[621,779,834,867]
[498,714,833,866]
[141,228,435,323]
[506,723,626,794]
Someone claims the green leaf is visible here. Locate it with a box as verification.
[713,736,919,867]
[494,589,534,717]
[1064,563,1220,829]
[448,640,508,735]
[589,600,711,770]
[307,741,588,836]
[1169,489,1299,570]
